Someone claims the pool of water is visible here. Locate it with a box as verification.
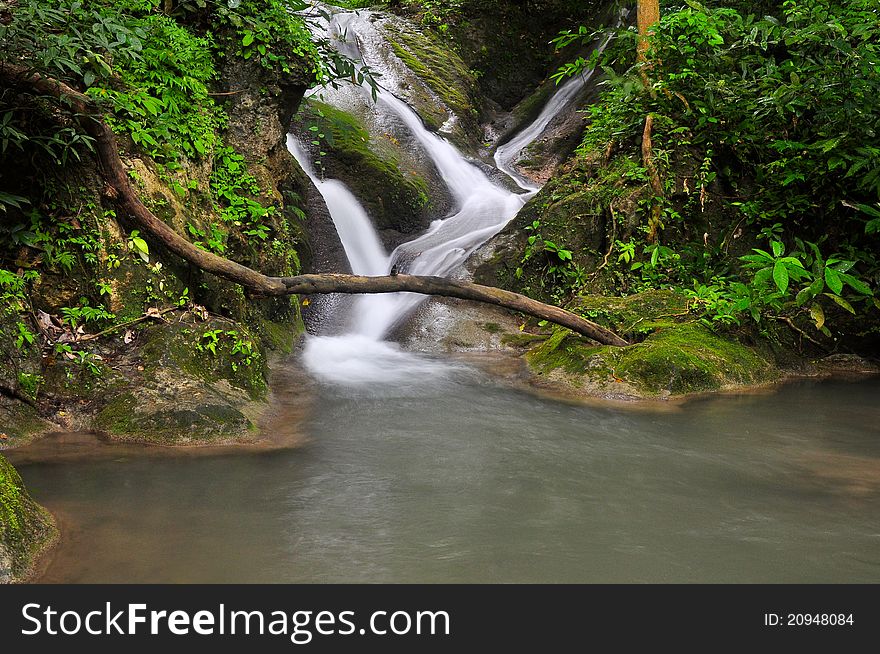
[13,373,880,583]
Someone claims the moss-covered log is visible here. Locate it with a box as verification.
[0,63,628,347]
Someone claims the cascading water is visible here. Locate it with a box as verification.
[288,6,601,384]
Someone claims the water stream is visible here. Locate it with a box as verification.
[289,6,551,382]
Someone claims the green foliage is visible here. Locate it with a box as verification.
[0,269,39,351]
[194,328,257,372]
[686,238,874,331]
[127,229,151,263]
[210,0,321,76]
[210,147,275,242]
[553,1,880,337]
[87,13,225,164]
[560,0,880,220]
[0,0,146,166]
[516,219,585,302]
[59,299,116,329]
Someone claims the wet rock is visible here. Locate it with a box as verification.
[0,454,57,583]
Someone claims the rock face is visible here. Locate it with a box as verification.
[0,38,332,446]
[0,454,57,583]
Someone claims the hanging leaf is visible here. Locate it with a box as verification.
[772,260,789,293]
[839,273,872,296]
[809,304,825,330]
[824,293,855,314]
[824,267,843,295]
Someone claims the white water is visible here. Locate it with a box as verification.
[288,6,601,384]
[494,29,617,191]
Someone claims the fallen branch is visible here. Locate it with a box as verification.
[1,64,629,347]
[772,315,829,351]
[78,305,181,342]
[0,382,37,408]
[279,273,629,346]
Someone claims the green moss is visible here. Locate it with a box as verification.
[614,324,775,395]
[295,101,430,233]
[570,290,689,339]
[382,22,480,126]
[526,322,776,397]
[93,392,253,444]
[141,321,268,400]
[0,454,57,583]
[93,392,139,436]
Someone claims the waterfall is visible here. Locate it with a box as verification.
[288,6,601,384]
[494,29,618,190]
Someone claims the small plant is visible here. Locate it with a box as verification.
[194,328,258,372]
[210,147,275,244]
[59,300,115,330]
[127,230,150,263]
[53,343,103,377]
[17,372,43,400]
[516,220,584,301]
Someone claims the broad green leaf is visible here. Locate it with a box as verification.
[825,293,855,314]
[839,273,872,296]
[795,286,813,306]
[824,267,843,295]
[828,259,855,273]
[753,267,773,286]
[771,240,783,257]
[856,203,880,219]
[773,260,789,293]
[242,31,254,47]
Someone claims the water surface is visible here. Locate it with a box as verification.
[17,375,880,583]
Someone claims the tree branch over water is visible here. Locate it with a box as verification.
[0,63,629,347]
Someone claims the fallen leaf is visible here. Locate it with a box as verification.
[123,329,134,344]
[36,310,54,333]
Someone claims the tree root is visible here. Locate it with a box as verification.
[641,113,664,243]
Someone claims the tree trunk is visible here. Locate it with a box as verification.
[637,0,661,61]
[636,0,660,94]
[0,63,629,347]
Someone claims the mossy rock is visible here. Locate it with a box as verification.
[0,400,56,449]
[294,101,431,234]
[380,20,481,139]
[93,389,255,445]
[526,322,776,398]
[570,290,690,340]
[141,321,269,400]
[0,454,57,583]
